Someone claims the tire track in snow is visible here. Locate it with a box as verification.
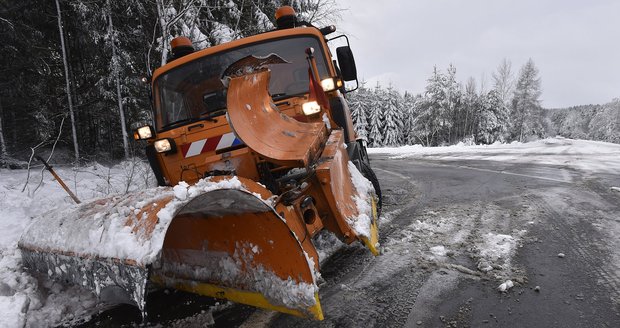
[532,194,620,308]
[419,161,573,184]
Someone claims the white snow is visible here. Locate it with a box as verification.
[430,245,447,257]
[322,113,331,130]
[173,181,190,200]
[479,233,517,263]
[346,161,375,239]
[498,280,514,292]
[369,137,620,175]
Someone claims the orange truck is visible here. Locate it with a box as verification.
[19,6,381,320]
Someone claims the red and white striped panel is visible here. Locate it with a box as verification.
[180,132,243,158]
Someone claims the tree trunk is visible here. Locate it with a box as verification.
[0,99,7,156]
[108,0,130,159]
[156,0,169,67]
[55,0,80,163]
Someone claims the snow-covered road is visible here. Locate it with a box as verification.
[1,137,620,327]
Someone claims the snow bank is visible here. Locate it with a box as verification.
[369,137,620,174]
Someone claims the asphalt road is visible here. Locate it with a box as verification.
[80,154,620,327]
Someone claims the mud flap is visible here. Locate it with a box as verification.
[152,188,323,319]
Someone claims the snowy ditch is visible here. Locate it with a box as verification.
[0,157,377,327]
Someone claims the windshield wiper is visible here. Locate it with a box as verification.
[271,93,289,101]
[199,107,227,121]
[160,117,205,131]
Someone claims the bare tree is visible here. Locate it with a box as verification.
[298,0,343,26]
[55,0,79,163]
[106,0,129,159]
[155,0,200,67]
[492,58,515,106]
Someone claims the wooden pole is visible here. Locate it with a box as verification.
[36,155,81,204]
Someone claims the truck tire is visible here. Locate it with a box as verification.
[360,161,382,216]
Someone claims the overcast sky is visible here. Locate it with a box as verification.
[335,0,620,108]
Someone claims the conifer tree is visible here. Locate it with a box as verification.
[402,92,418,145]
[383,84,404,146]
[349,81,370,140]
[367,83,385,147]
[511,58,544,141]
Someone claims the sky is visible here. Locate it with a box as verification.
[335,0,620,108]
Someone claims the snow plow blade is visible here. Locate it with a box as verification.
[18,177,323,319]
[152,185,322,319]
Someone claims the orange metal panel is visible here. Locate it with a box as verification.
[226,69,328,167]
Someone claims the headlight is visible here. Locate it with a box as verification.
[320,78,336,92]
[320,78,342,92]
[302,101,321,116]
[154,138,176,154]
[133,125,155,140]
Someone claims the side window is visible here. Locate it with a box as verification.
[263,37,329,97]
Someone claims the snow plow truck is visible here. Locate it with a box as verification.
[18,6,381,320]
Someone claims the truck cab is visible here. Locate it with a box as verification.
[136,19,376,203]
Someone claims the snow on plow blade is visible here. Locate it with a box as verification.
[18,177,323,319]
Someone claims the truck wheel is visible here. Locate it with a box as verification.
[360,161,382,216]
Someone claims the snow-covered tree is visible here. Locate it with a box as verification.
[477,90,509,144]
[367,83,385,147]
[402,91,418,145]
[412,67,451,146]
[460,77,479,140]
[383,84,404,146]
[511,58,544,142]
[104,0,129,159]
[588,100,620,143]
[349,81,370,140]
[444,64,461,144]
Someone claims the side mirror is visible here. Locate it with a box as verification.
[336,46,357,82]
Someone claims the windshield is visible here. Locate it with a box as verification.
[154,36,330,131]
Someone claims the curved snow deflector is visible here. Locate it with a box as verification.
[153,187,323,319]
[225,67,327,167]
[18,176,323,319]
